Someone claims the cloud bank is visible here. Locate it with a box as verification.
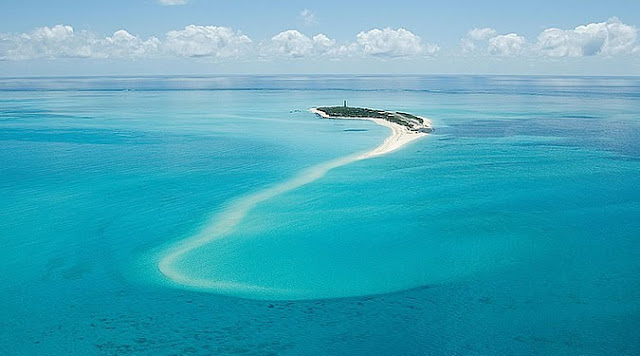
[164,25,252,58]
[460,18,639,57]
[356,28,438,57]
[488,33,527,56]
[535,17,637,57]
[0,25,160,60]
[263,27,437,59]
[0,19,638,63]
[0,26,436,61]
[268,30,335,58]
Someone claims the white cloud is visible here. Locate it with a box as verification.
[312,34,336,51]
[300,9,316,26]
[355,28,437,57]
[535,17,638,57]
[468,27,497,41]
[264,27,437,59]
[9,25,93,59]
[461,27,498,53]
[460,38,476,53]
[324,42,360,58]
[0,25,253,61]
[461,27,527,56]
[103,30,161,59]
[267,30,337,58]
[461,18,639,58]
[7,19,637,64]
[270,30,314,57]
[488,33,527,56]
[158,0,188,5]
[0,25,160,60]
[163,25,252,58]
[0,25,438,62]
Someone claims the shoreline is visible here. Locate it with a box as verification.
[309,107,431,158]
[154,108,433,298]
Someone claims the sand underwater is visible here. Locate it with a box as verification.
[1,75,639,354]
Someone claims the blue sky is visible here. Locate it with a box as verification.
[1,0,640,76]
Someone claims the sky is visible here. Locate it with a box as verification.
[1,0,640,76]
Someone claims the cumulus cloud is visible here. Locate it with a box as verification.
[535,17,638,57]
[14,25,89,59]
[0,25,437,61]
[2,19,639,64]
[0,25,160,60]
[461,27,526,56]
[300,9,316,26]
[355,28,437,57]
[158,0,188,5]
[163,25,252,58]
[267,30,337,58]
[103,30,161,58]
[264,27,437,59]
[468,27,497,41]
[461,27,497,53]
[488,33,526,56]
[461,18,639,58]
[312,33,335,48]
[269,30,314,57]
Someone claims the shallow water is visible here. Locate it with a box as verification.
[1,75,639,354]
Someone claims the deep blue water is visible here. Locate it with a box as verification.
[1,75,639,354]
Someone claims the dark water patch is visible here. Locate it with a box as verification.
[343,129,368,132]
[0,128,157,145]
[0,127,241,145]
[444,116,640,159]
[560,114,601,119]
[0,110,94,121]
[2,75,639,101]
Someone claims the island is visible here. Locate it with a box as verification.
[310,105,433,158]
[312,106,433,133]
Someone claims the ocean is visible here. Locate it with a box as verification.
[1,75,639,354]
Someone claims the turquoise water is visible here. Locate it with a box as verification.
[1,76,639,354]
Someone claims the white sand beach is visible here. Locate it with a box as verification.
[309,107,431,159]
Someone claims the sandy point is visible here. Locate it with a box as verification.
[309,107,431,158]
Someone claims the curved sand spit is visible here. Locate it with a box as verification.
[156,108,432,296]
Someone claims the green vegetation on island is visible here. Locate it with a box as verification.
[315,106,433,133]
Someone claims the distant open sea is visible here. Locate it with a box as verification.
[1,75,639,355]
